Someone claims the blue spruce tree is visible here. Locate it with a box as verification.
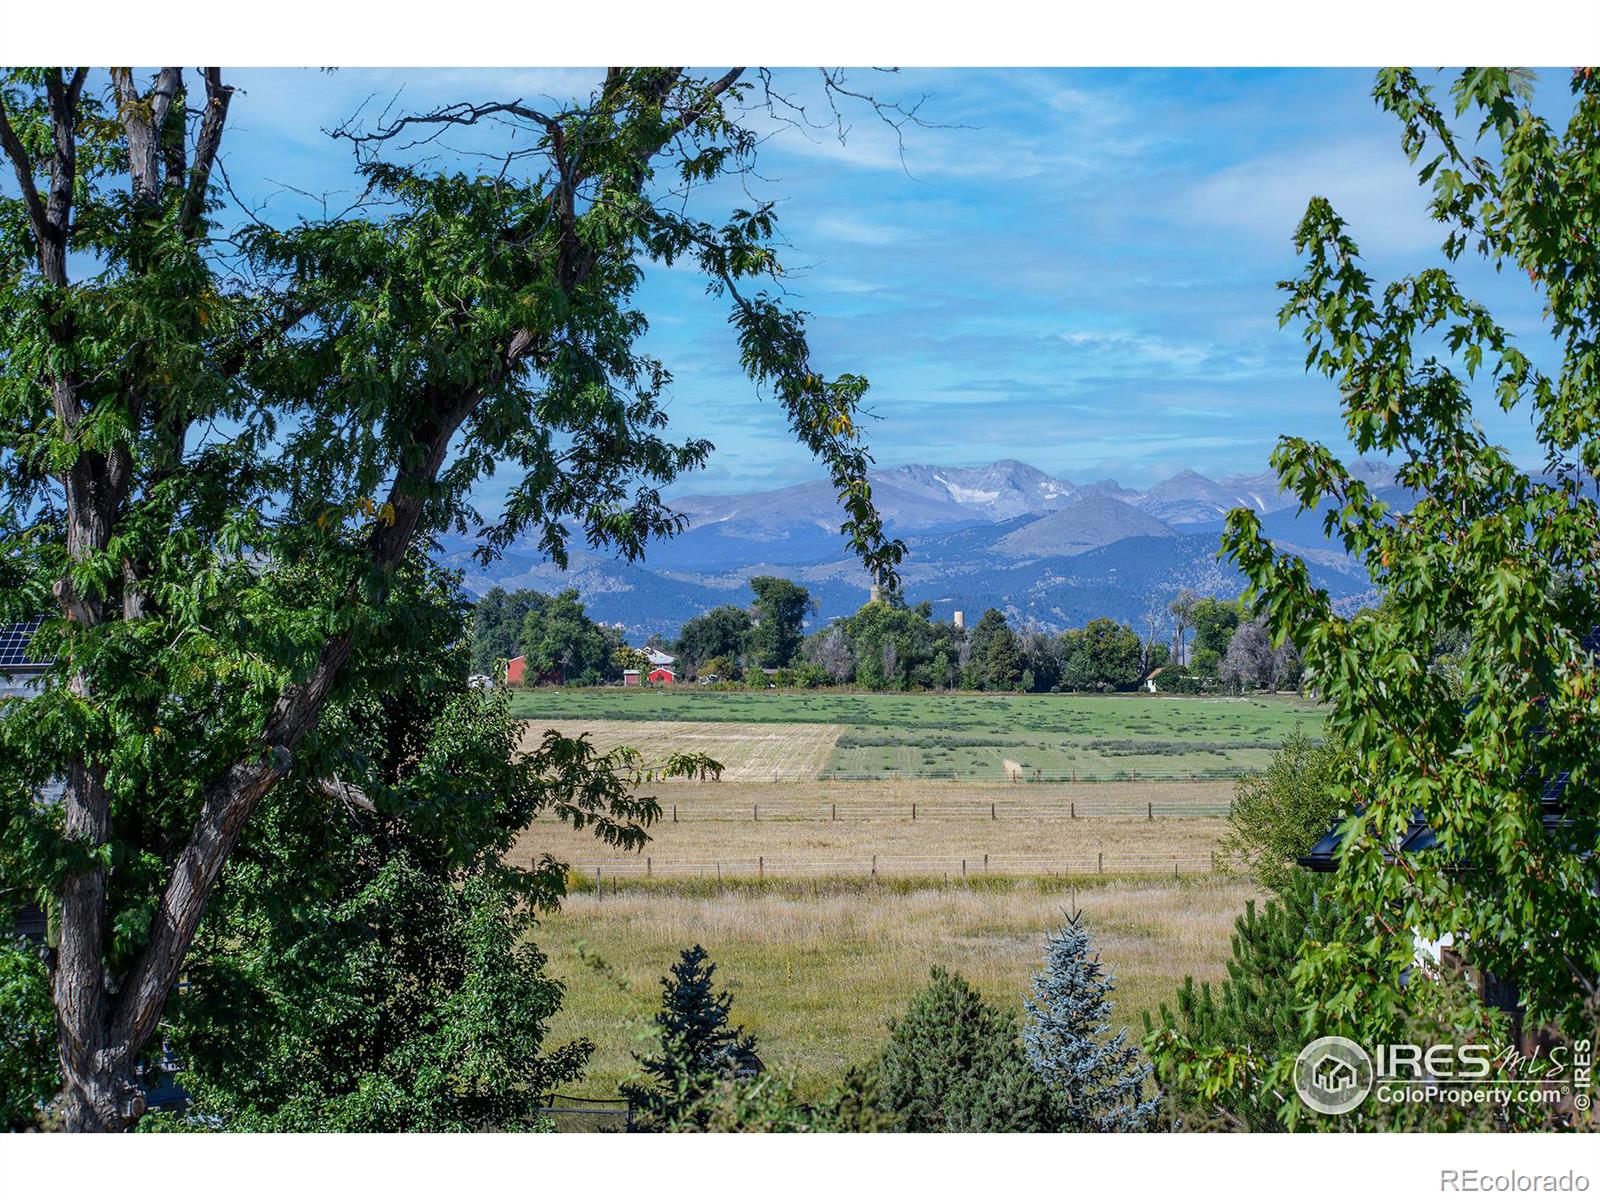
[1024,911,1158,1131]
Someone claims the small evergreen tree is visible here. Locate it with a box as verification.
[877,967,1053,1132]
[624,945,759,1130]
[1023,912,1157,1131]
[1144,874,1338,1131]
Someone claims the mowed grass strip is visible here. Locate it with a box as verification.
[537,875,1260,1099]
[518,719,843,781]
[509,690,1323,781]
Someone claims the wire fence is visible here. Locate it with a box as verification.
[649,799,1232,822]
[572,849,1223,884]
[537,1093,633,1132]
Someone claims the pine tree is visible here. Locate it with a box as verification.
[623,945,759,1129]
[1024,912,1157,1131]
[877,967,1053,1132]
[1145,873,1337,1130]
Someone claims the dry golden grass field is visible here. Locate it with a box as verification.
[511,714,1264,1103]
[511,777,1234,879]
[535,874,1261,1098]
[518,719,845,781]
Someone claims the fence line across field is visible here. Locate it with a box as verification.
[544,799,1234,822]
[574,850,1222,882]
[640,768,1256,783]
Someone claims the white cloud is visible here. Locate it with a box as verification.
[1182,139,1442,258]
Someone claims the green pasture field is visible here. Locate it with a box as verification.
[509,688,1323,780]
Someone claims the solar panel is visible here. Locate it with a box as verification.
[0,617,50,670]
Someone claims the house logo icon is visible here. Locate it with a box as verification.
[1294,1036,1373,1115]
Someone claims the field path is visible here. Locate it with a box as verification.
[519,719,845,781]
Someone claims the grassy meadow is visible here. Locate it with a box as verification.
[511,688,1323,780]
[537,874,1261,1099]
[508,689,1307,1106]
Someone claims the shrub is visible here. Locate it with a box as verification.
[1218,729,1343,894]
[669,1065,893,1132]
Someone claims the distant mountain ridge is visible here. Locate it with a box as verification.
[439,458,1405,637]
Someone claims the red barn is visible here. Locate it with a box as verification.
[505,655,527,686]
[648,666,676,685]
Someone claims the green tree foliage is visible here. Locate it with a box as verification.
[1035,618,1147,692]
[520,588,623,685]
[0,66,900,1128]
[0,940,56,1130]
[1222,68,1600,1047]
[469,587,544,674]
[971,608,1024,692]
[876,966,1053,1132]
[623,944,760,1130]
[141,561,712,1131]
[1218,729,1345,894]
[1144,875,1338,1131]
[675,605,754,675]
[826,598,943,690]
[1189,597,1243,667]
[745,576,813,669]
[1023,913,1157,1131]
[1146,877,1535,1131]
[667,1066,892,1132]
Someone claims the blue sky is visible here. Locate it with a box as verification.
[219,67,1563,496]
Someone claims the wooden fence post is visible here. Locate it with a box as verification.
[871,854,877,880]
[647,856,652,878]
[716,861,722,886]
[983,852,989,873]
[759,855,764,882]
[1147,801,1153,821]
[961,859,967,883]
[1097,851,1103,875]
[672,804,677,823]
[1070,801,1075,820]
[754,804,759,822]
[596,866,602,900]
[912,802,916,821]
[990,802,996,820]
[831,802,837,821]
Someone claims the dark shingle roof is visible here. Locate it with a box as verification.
[0,618,49,672]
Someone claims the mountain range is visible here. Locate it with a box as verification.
[439,459,1406,637]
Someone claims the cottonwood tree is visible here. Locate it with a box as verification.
[1223,68,1600,1072]
[0,66,905,1130]
[1219,615,1274,692]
